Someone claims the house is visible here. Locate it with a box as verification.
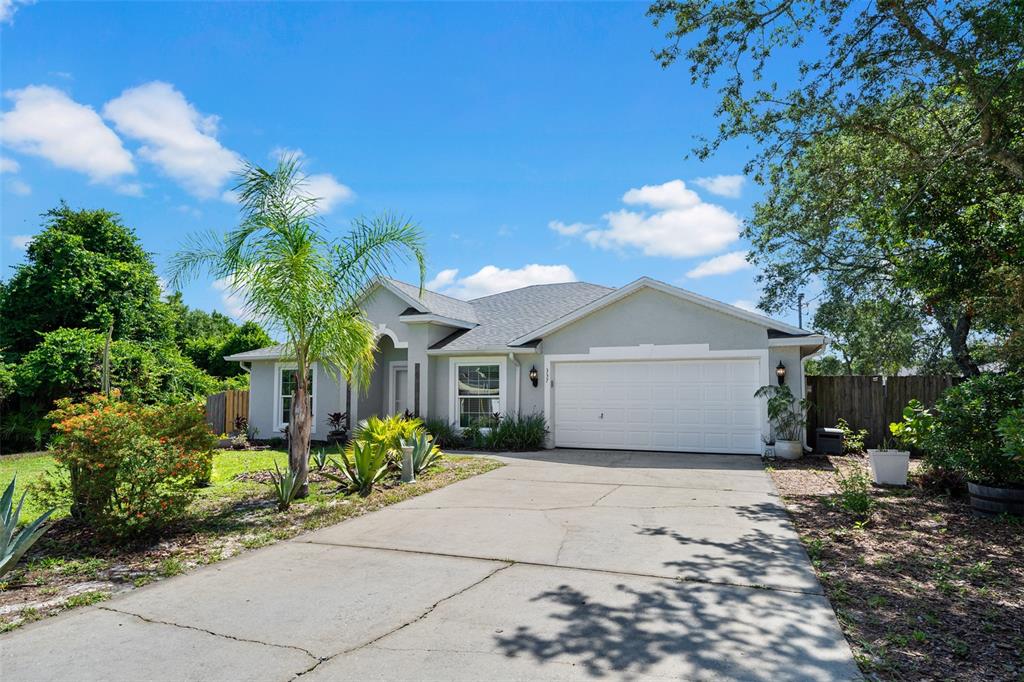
[226,277,825,454]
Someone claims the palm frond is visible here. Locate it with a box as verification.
[333,213,427,306]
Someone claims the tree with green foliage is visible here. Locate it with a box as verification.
[182,321,272,378]
[172,157,425,497]
[647,0,1024,375]
[811,294,924,375]
[163,292,237,345]
[648,0,1024,181]
[745,97,1022,376]
[0,203,169,354]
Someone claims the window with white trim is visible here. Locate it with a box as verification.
[456,363,501,427]
[276,363,316,432]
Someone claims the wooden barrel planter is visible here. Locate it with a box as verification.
[968,482,1024,516]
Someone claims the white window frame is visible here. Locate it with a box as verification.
[387,361,409,416]
[273,362,318,433]
[449,356,507,431]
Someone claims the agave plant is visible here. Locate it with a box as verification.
[310,448,330,472]
[323,441,389,496]
[268,462,302,512]
[404,432,443,475]
[2,476,55,578]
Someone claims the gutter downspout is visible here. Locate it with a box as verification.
[800,340,827,451]
[508,352,522,416]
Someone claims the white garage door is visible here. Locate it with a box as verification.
[552,359,763,454]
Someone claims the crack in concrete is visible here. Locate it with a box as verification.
[590,483,622,506]
[295,540,824,596]
[483,476,777,495]
[99,606,322,663]
[292,562,513,679]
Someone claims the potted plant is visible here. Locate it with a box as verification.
[866,437,910,486]
[872,399,932,487]
[754,385,810,460]
[326,411,348,445]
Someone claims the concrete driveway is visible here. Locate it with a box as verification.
[2,450,859,681]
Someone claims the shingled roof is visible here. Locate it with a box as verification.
[429,282,613,351]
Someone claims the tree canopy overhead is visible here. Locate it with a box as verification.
[648,0,1024,180]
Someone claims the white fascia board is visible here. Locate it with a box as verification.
[358,278,428,313]
[509,276,809,345]
[767,335,827,348]
[398,313,477,329]
[427,346,540,356]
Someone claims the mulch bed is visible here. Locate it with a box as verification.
[769,454,1024,680]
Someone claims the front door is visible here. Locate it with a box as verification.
[390,363,409,416]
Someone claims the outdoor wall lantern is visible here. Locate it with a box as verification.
[776,361,787,386]
[529,365,539,387]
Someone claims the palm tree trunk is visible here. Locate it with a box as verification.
[289,370,312,498]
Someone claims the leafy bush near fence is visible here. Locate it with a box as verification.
[924,372,1024,486]
[34,392,217,540]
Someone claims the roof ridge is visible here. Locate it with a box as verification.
[387,277,475,305]
[467,280,612,302]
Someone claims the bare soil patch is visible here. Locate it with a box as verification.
[770,454,1024,680]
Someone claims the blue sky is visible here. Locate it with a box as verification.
[1,1,807,326]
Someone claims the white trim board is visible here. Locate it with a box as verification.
[448,355,509,430]
[273,361,318,434]
[511,277,809,346]
[387,361,409,416]
[543,344,770,450]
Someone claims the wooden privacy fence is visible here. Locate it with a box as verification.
[205,389,250,435]
[806,375,958,449]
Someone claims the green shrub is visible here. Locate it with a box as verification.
[1,476,55,578]
[35,392,216,540]
[268,462,301,511]
[833,467,874,521]
[352,414,424,454]
[324,441,389,496]
[997,408,1024,466]
[423,418,464,449]
[889,399,934,452]
[456,413,548,451]
[925,372,1024,486]
[404,432,443,475]
[835,418,868,454]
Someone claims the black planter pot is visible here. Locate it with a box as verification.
[967,481,1024,516]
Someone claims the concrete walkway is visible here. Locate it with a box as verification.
[2,450,860,681]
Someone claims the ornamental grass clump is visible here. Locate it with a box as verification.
[35,392,217,541]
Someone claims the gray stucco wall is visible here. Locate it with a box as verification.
[540,287,768,355]
[245,360,344,441]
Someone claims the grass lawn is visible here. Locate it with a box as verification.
[0,448,502,633]
[769,454,1024,681]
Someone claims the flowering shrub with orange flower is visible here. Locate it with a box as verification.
[35,391,217,540]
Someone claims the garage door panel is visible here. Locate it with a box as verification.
[554,358,762,455]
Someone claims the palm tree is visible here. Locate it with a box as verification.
[171,156,425,496]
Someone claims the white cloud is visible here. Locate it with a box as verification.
[1,0,34,24]
[434,264,577,299]
[103,81,241,199]
[212,277,251,320]
[426,268,459,290]
[115,182,144,197]
[731,299,759,313]
[9,234,33,250]
[566,179,741,259]
[622,179,702,210]
[6,178,31,195]
[300,173,354,213]
[694,174,746,198]
[548,220,590,236]
[1,85,135,183]
[686,250,751,278]
[0,157,19,173]
[270,146,305,162]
